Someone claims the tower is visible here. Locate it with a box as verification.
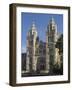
[47,17,58,72]
[45,32,50,73]
[26,22,38,72]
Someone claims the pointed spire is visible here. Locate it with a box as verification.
[50,17,55,25]
[32,21,35,27]
[47,17,57,33]
[28,21,37,36]
[31,21,36,31]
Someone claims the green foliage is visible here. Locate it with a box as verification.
[56,34,63,54]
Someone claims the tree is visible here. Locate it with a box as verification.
[53,34,63,75]
[56,34,63,54]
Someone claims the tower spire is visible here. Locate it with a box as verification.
[50,17,55,25]
[31,21,36,31]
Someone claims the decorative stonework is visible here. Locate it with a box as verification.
[26,18,61,74]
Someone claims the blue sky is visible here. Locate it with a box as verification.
[21,12,63,53]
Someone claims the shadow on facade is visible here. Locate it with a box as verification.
[21,53,63,77]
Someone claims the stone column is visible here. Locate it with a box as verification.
[32,37,37,72]
[45,34,50,73]
[26,51,30,72]
[32,38,36,72]
[32,55,36,71]
[26,35,30,72]
[45,47,49,73]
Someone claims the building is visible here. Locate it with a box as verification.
[25,18,62,74]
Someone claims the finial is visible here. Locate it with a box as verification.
[52,17,54,22]
[32,21,35,27]
[49,17,55,25]
[31,21,36,31]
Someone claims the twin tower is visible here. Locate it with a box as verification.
[26,18,60,73]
